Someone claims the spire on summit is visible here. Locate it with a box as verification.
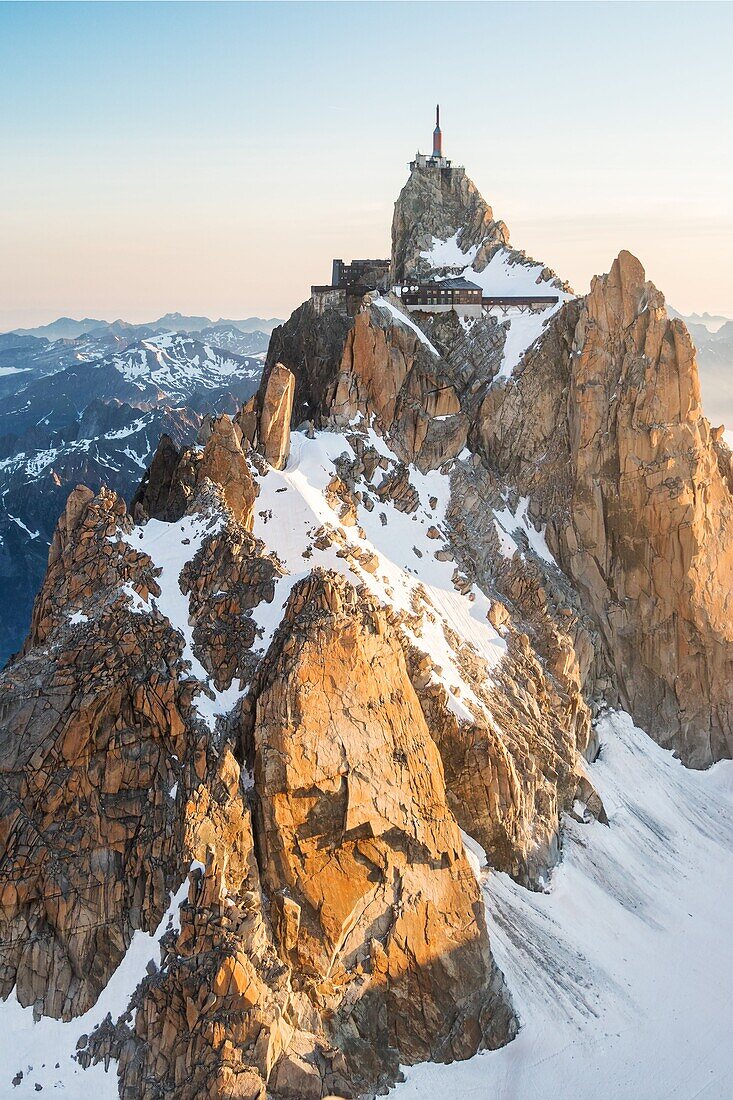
[433,104,442,158]
[410,105,452,171]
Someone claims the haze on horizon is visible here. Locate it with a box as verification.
[1,0,732,331]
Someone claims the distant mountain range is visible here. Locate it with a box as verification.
[10,313,284,341]
[0,315,280,665]
[669,307,731,333]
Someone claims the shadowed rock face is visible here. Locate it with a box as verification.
[478,251,733,765]
[1,489,196,1020]
[263,299,353,428]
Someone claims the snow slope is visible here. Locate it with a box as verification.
[0,880,190,1097]
[251,426,507,720]
[394,710,733,1100]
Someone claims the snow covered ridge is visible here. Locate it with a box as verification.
[113,417,563,739]
[107,425,513,729]
[251,426,511,721]
[395,710,733,1100]
[419,235,571,299]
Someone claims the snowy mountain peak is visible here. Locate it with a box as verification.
[392,160,510,284]
[391,159,570,298]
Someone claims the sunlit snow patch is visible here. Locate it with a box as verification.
[394,710,733,1100]
[419,230,480,270]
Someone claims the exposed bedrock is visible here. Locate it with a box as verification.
[1,489,197,1020]
[264,291,506,472]
[389,159,570,292]
[259,282,608,886]
[110,747,354,1100]
[95,569,518,1097]
[477,251,733,765]
[408,626,595,889]
[390,161,510,283]
[242,569,516,1087]
[237,361,295,471]
[132,414,256,529]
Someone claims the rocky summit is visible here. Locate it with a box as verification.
[1,146,732,1100]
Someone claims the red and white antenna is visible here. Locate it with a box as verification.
[432,104,443,158]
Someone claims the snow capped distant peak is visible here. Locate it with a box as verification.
[109,333,260,399]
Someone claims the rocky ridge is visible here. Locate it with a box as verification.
[477,251,733,765]
[0,157,731,1097]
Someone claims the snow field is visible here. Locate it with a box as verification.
[395,711,733,1100]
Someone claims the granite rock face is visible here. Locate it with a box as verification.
[237,362,296,472]
[391,163,510,283]
[132,415,257,529]
[257,363,295,469]
[265,292,506,472]
[477,251,733,765]
[246,570,515,1081]
[1,488,195,1020]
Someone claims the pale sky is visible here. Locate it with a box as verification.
[1,1,732,330]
